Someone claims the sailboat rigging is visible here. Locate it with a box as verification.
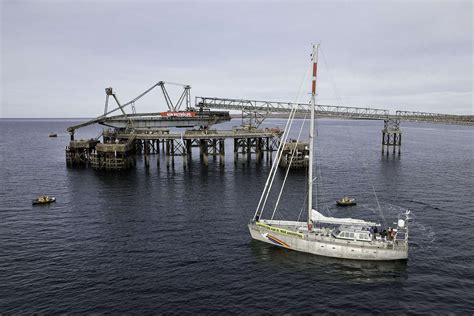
[248,44,410,261]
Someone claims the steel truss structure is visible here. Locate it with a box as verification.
[395,110,474,124]
[196,96,474,126]
[196,96,389,127]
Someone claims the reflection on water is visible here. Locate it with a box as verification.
[250,240,408,283]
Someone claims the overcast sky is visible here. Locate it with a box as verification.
[1,0,472,118]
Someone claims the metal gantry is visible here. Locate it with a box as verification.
[66,82,230,139]
[196,96,474,126]
[196,97,390,127]
[395,110,474,124]
[103,81,192,116]
[68,88,473,138]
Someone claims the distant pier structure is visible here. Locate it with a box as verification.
[382,119,401,155]
[66,82,474,170]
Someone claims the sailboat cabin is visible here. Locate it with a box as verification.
[332,225,372,242]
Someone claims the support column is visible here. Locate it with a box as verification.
[382,119,402,155]
[234,139,238,156]
[398,134,402,155]
[144,154,149,168]
[166,140,170,156]
[144,140,150,167]
[186,140,192,156]
[200,139,208,166]
[256,138,262,163]
[382,132,387,154]
[219,139,225,165]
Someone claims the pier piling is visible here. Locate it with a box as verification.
[66,128,282,171]
[382,119,402,155]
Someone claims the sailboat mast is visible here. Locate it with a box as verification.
[308,44,319,227]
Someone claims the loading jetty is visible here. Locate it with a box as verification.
[65,82,282,170]
[66,81,474,171]
[66,127,282,170]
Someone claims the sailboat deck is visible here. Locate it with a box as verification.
[257,221,407,251]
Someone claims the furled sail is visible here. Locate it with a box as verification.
[311,209,378,226]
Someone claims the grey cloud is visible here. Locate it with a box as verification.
[1,0,472,117]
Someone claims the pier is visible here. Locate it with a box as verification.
[382,119,401,155]
[66,81,474,171]
[66,127,282,170]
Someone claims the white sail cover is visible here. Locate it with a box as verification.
[311,209,377,226]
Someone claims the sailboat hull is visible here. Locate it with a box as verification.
[248,223,408,261]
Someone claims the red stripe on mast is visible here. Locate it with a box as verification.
[312,62,318,95]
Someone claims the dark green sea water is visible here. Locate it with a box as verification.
[1,118,473,313]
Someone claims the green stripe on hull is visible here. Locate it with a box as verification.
[256,221,304,239]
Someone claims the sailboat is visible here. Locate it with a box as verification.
[248,44,410,261]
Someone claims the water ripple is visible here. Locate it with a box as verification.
[0,119,473,313]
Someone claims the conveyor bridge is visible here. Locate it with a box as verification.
[196,96,474,126]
